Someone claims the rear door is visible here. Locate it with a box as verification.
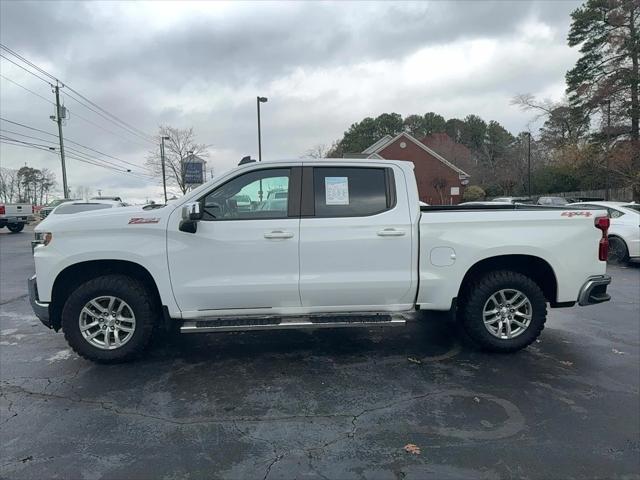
[298,164,414,310]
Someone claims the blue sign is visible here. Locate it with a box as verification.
[184,161,204,185]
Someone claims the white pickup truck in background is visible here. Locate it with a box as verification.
[29,159,612,363]
[0,202,34,233]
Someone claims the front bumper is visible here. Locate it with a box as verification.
[28,275,51,328]
[578,275,612,306]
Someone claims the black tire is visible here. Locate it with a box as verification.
[7,223,24,233]
[62,274,157,363]
[459,270,547,353]
[607,236,629,265]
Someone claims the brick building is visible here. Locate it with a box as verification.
[354,132,470,204]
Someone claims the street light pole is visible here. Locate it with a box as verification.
[257,96,268,162]
[257,96,268,202]
[160,136,169,204]
[527,132,532,199]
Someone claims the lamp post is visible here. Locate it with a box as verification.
[527,132,532,199]
[160,136,170,204]
[257,96,268,162]
[257,96,268,201]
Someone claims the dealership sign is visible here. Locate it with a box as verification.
[183,155,205,185]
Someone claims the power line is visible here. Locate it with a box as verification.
[66,106,152,148]
[0,136,153,179]
[0,127,151,175]
[0,74,55,105]
[0,117,56,136]
[0,53,51,85]
[64,87,155,143]
[63,90,155,145]
[0,44,57,82]
[1,71,152,149]
[0,44,156,145]
[0,117,153,173]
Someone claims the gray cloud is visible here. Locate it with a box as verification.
[1,0,582,202]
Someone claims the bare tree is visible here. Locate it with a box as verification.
[73,185,92,200]
[146,125,210,195]
[303,143,334,159]
[0,168,18,203]
[511,94,590,147]
[432,177,448,204]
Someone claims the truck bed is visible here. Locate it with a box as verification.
[416,204,607,310]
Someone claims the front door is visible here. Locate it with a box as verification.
[167,167,301,315]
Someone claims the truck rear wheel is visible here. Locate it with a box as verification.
[459,270,547,352]
[7,223,24,233]
[62,274,156,363]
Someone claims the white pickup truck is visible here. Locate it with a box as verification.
[0,202,34,233]
[29,159,612,363]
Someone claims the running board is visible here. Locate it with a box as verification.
[180,314,406,333]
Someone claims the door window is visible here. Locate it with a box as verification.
[312,167,392,217]
[202,168,290,220]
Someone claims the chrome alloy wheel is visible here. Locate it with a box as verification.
[78,296,136,350]
[482,289,532,339]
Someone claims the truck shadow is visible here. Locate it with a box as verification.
[147,311,464,364]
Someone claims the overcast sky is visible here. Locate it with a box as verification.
[0,0,582,203]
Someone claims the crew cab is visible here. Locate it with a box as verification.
[29,159,612,363]
[0,202,34,233]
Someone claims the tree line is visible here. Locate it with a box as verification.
[0,166,56,205]
[324,0,639,201]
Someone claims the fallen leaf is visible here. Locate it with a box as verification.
[612,349,626,355]
[560,361,573,367]
[404,443,421,455]
[407,357,422,364]
[473,396,481,403]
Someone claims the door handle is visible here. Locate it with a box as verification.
[264,230,294,239]
[377,228,406,237]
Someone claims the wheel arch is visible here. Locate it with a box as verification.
[457,254,558,306]
[49,260,162,331]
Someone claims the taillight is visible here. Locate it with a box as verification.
[0,205,5,215]
[595,216,609,261]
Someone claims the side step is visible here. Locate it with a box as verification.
[180,313,406,333]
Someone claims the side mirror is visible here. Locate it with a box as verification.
[179,201,202,233]
[182,201,203,221]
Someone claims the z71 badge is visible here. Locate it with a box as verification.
[128,217,160,224]
[561,211,593,218]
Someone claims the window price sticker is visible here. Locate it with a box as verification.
[325,177,349,205]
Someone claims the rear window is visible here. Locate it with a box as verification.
[312,167,392,217]
[55,203,113,214]
[623,205,640,213]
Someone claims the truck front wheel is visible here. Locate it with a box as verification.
[7,223,24,233]
[62,274,156,363]
[459,270,547,352]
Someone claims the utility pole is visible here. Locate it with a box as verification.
[160,136,169,203]
[605,100,611,201]
[527,132,532,199]
[53,81,69,198]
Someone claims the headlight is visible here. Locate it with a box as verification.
[33,232,52,247]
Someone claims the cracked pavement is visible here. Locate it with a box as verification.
[1,225,639,479]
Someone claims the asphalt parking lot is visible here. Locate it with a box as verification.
[1,225,639,480]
